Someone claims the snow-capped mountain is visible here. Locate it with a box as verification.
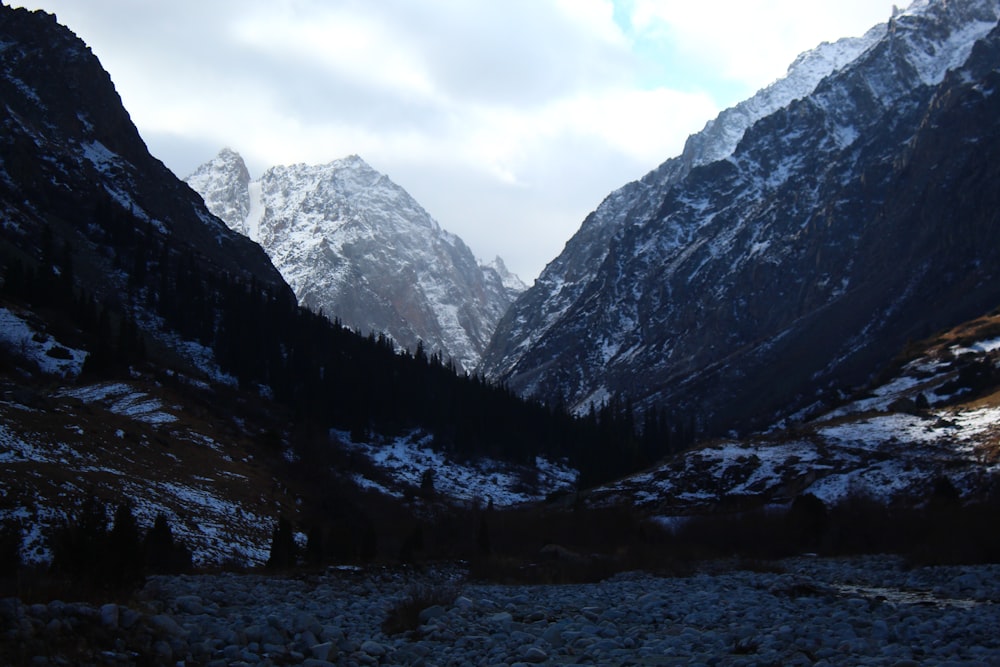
[478,11,889,387]
[0,5,569,567]
[481,0,1000,435]
[188,150,524,371]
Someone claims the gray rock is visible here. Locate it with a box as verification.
[262,642,287,655]
[302,660,337,667]
[45,600,66,618]
[871,619,890,641]
[418,604,447,624]
[293,611,322,635]
[152,639,172,662]
[260,624,286,645]
[361,639,387,657]
[310,641,337,661]
[522,646,548,663]
[488,611,513,632]
[295,629,319,650]
[243,623,264,644]
[0,598,21,622]
[149,613,186,637]
[99,603,118,629]
[174,595,205,615]
[321,624,345,644]
[120,608,141,629]
[3,555,998,667]
[541,624,565,648]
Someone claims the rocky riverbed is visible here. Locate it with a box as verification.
[2,556,999,666]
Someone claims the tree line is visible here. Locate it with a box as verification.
[2,196,698,488]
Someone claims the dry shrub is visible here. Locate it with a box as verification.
[382,583,460,636]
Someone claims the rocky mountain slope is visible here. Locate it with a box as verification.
[187,150,524,371]
[0,312,575,566]
[2,2,999,580]
[0,5,572,567]
[589,308,1000,513]
[481,0,1000,435]
[0,10,287,299]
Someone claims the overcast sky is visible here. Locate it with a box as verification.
[16,0,901,281]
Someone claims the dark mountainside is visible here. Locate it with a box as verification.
[482,0,1000,436]
[0,3,652,577]
[0,8,287,296]
[1,0,998,586]
[0,3,595,460]
[2,15,1000,667]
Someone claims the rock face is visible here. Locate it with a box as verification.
[481,0,1000,434]
[188,150,524,370]
[0,7,288,297]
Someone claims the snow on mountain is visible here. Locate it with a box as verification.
[188,151,523,371]
[185,147,252,237]
[337,430,576,508]
[589,312,1000,513]
[483,255,528,300]
[0,307,87,378]
[0,4,561,569]
[481,0,1000,435]
[478,7,891,384]
[0,298,575,566]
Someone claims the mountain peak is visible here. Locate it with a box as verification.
[188,151,522,370]
[340,153,367,166]
[483,0,1000,434]
[483,256,528,295]
[185,149,252,237]
[218,146,243,160]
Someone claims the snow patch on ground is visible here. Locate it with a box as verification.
[58,383,177,425]
[0,308,87,377]
[339,430,577,507]
[594,321,1000,512]
[0,422,75,464]
[150,481,270,566]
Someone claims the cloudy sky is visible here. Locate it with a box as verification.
[17,0,900,281]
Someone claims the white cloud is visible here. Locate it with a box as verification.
[624,0,899,96]
[13,0,900,280]
[230,8,436,100]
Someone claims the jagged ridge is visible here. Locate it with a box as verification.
[188,150,524,371]
[482,0,1000,435]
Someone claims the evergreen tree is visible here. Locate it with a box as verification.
[0,520,22,576]
[50,494,108,584]
[143,514,191,573]
[420,468,436,499]
[266,516,297,570]
[476,510,492,557]
[305,525,325,567]
[105,501,143,588]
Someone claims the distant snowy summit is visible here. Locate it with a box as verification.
[187,149,523,370]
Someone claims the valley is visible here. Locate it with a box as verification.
[1,0,1000,664]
